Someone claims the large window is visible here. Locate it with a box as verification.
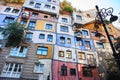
[60,37,65,44]
[82,30,89,36]
[96,43,104,49]
[60,26,68,32]
[58,51,64,57]
[10,46,27,57]
[4,8,11,12]
[28,21,36,29]
[78,52,85,60]
[35,3,41,8]
[34,63,44,73]
[66,50,72,59]
[61,65,67,76]
[39,34,45,39]
[82,67,92,77]
[70,68,76,76]
[84,41,91,50]
[45,24,53,30]
[37,46,48,55]
[1,63,23,78]
[47,35,53,42]
[3,17,15,23]
[62,18,68,23]
[25,33,33,42]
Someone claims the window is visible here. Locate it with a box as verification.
[96,43,104,49]
[28,21,36,29]
[47,0,51,2]
[34,63,44,73]
[47,35,53,42]
[39,34,45,39]
[52,6,55,10]
[84,41,91,49]
[58,51,64,57]
[45,5,51,9]
[78,52,85,60]
[3,17,15,23]
[4,7,11,12]
[45,24,53,30]
[70,68,76,75]
[44,15,48,18]
[32,12,38,17]
[61,64,67,76]
[1,63,23,78]
[82,30,89,36]
[20,20,27,25]
[12,9,19,14]
[60,37,65,44]
[35,3,41,8]
[76,40,82,46]
[76,15,82,20]
[25,33,33,42]
[91,32,96,36]
[29,1,34,6]
[87,54,94,59]
[37,46,48,55]
[110,35,114,41]
[82,67,92,77]
[10,46,27,57]
[62,18,68,23]
[66,50,72,59]
[60,26,68,32]
[67,38,71,44]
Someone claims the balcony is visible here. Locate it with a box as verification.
[21,11,30,19]
[100,36,106,43]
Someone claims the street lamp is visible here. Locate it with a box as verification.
[94,5,120,70]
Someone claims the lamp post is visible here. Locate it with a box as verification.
[95,5,120,70]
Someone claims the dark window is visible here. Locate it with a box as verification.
[3,17,14,23]
[58,51,64,57]
[39,34,45,39]
[82,67,92,77]
[70,68,76,75]
[28,21,36,29]
[60,26,68,32]
[61,65,67,76]
[44,15,48,18]
[12,9,19,14]
[52,6,55,10]
[35,3,41,8]
[37,46,48,55]
[60,37,65,44]
[4,8,11,12]
[47,35,53,42]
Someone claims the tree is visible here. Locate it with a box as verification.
[0,22,25,47]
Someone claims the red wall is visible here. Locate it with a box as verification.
[52,60,78,80]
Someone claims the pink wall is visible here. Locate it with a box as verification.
[52,60,78,80]
[78,64,100,80]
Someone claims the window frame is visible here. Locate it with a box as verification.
[60,37,65,44]
[34,63,44,73]
[39,34,45,39]
[62,18,68,23]
[82,67,92,77]
[58,51,64,57]
[70,68,76,76]
[36,46,48,56]
[28,21,36,30]
[60,26,68,32]
[47,35,53,42]
[66,50,72,59]
[61,65,67,76]
[78,52,86,60]
[3,17,15,23]
[45,24,53,30]
[34,3,41,8]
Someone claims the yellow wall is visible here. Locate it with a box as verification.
[35,44,53,59]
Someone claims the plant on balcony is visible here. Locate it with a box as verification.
[60,0,76,14]
[0,22,26,47]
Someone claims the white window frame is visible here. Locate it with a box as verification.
[34,63,44,73]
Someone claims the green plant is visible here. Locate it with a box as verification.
[0,22,26,47]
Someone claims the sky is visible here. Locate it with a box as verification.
[60,0,120,28]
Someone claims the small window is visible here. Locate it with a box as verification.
[25,33,33,42]
[20,20,27,25]
[44,15,48,18]
[28,21,36,30]
[45,24,53,30]
[4,7,11,12]
[60,37,65,44]
[34,63,44,73]
[66,50,72,59]
[62,18,68,23]
[82,67,92,77]
[47,35,53,42]
[82,30,89,36]
[67,38,71,44]
[32,12,38,17]
[52,6,55,10]
[60,26,68,32]
[58,51,64,57]
[39,34,45,39]
[37,46,48,55]
[76,40,82,46]
[29,1,34,6]
[45,5,51,9]
[76,15,82,20]
[12,9,19,14]
[70,68,76,75]
[78,52,85,60]
[96,42,104,49]
[84,41,91,50]
[35,3,41,8]
[61,65,67,76]
[3,17,15,23]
